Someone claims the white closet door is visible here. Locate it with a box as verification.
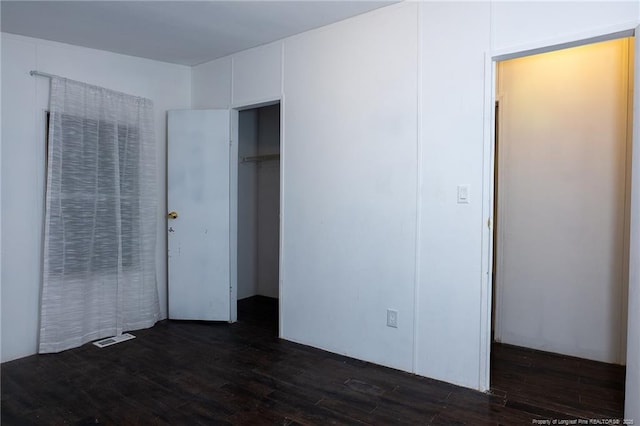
[167,110,231,321]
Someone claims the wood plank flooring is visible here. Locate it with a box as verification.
[1,296,625,425]
[491,342,625,421]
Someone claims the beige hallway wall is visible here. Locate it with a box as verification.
[495,38,633,364]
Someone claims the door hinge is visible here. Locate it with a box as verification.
[487,218,492,229]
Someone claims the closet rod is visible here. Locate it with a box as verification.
[30,70,55,79]
[241,154,280,163]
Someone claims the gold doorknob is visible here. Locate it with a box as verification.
[167,211,178,219]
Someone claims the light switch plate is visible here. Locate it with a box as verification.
[457,185,470,204]
[387,309,398,328]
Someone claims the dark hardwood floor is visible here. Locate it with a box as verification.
[491,342,625,420]
[1,296,625,425]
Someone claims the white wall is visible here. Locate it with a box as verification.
[415,1,638,391]
[194,3,419,370]
[281,3,418,371]
[192,57,230,109]
[1,33,191,362]
[257,105,280,299]
[495,39,631,364]
[626,19,640,422]
[491,1,639,55]
[190,2,640,404]
[416,1,491,388]
[232,43,281,107]
[0,29,4,362]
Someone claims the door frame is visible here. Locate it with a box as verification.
[229,97,284,336]
[479,23,639,401]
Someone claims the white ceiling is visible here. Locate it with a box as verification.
[1,1,395,66]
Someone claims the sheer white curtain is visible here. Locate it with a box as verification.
[39,77,160,353]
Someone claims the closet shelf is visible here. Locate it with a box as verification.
[241,154,280,163]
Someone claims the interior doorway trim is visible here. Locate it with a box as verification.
[229,97,284,337]
[479,24,640,397]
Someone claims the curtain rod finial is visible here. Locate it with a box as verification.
[30,70,54,79]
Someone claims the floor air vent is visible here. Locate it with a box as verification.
[93,333,135,348]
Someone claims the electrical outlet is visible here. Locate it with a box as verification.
[387,309,398,328]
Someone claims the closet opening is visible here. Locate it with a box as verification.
[236,103,281,335]
[490,37,634,416]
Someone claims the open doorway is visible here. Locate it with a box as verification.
[236,103,281,335]
[490,37,634,417]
